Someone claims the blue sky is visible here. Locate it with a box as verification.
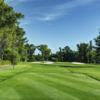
[5,0,100,54]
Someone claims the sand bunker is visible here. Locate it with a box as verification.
[32,61,54,64]
[72,62,85,64]
[43,61,54,64]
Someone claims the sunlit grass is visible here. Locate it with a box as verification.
[0,62,100,100]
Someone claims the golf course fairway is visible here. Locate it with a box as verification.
[0,62,100,100]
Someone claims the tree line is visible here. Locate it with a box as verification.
[25,38,100,64]
[0,0,100,65]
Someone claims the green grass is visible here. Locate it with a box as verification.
[0,62,100,100]
[0,64,11,68]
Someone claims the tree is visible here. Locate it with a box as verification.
[25,44,36,61]
[3,48,13,61]
[10,50,21,70]
[50,53,58,62]
[44,49,51,61]
[94,30,100,63]
[88,40,93,63]
[77,43,89,63]
[59,47,63,61]
[0,1,24,60]
[37,44,51,61]
[0,1,24,28]
[15,26,28,61]
[15,26,28,48]
[63,46,71,61]
[0,26,15,60]
[35,54,42,61]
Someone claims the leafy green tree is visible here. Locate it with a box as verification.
[0,0,24,28]
[50,53,58,62]
[0,26,15,60]
[59,47,63,61]
[94,31,100,62]
[63,46,71,61]
[25,44,36,61]
[77,43,89,63]
[0,1,24,60]
[15,26,28,48]
[14,26,28,61]
[37,44,51,61]
[88,40,93,63]
[44,49,51,61]
[3,48,13,61]
[35,54,43,61]
[10,50,21,70]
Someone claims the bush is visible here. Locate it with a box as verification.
[0,60,11,65]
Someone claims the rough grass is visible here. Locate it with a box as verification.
[0,64,11,68]
[0,62,100,100]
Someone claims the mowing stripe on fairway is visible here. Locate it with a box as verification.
[46,73,100,84]
[17,77,80,100]
[0,87,21,100]
[27,73,100,96]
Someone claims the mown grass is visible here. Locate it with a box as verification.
[0,62,100,100]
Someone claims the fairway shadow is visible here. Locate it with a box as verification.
[44,64,98,68]
[83,73,100,82]
[59,65,97,68]
[0,67,33,83]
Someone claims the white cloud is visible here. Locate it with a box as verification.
[38,13,62,21]
[5,0,97,22]
[33,0,96,21]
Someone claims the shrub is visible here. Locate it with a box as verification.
[0,60,11,65]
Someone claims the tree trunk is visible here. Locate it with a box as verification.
[13,64,14,70]
[0,41,5,60]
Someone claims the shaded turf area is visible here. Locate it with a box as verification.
[0,62,100,100]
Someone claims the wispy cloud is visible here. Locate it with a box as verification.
[38,13,62,21]
[33,0,96,21]
[5,0,36,3]
[19,20,30,27]
[54,0,96,10]
[4,0,41,6]
[5,0,97,22]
